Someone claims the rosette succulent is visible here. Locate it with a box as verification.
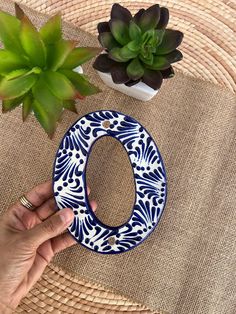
[93,3,183,90]
[0,4,101,137]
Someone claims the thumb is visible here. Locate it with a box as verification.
[25,208,74,247]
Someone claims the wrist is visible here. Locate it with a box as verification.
[0,302,13,314]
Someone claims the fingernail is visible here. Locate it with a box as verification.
[90,200,98,212]
[59,208,74,224]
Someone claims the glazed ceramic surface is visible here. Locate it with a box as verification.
[53,110,167,254]
[97,71,158,101]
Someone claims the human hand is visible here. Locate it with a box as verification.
[0,181,97,313]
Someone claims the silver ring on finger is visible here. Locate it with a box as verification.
[19,195,35,210]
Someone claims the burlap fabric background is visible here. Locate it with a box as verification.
[0,1,235,314]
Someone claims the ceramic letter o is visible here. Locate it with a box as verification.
[53,110,167,254]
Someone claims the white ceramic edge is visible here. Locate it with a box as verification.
[97,70,158,101]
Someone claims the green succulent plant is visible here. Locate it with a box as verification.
[93,3,184,90]
[0,4,101,137]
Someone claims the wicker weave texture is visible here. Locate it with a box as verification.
[15,264,159,314]
[17,0,236,93]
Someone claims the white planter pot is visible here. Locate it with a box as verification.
[74,66,83,74]
[97,70,158,101]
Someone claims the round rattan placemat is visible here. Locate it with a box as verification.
[16,264,156,314]
[7,0,236,313]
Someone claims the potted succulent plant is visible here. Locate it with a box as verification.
[93,3,184,101]
[0,4,101,137]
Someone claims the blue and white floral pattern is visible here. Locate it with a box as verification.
[53,110,167,254]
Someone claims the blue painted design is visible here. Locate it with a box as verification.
[53,110,167,254]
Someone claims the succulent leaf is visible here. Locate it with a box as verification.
[125,79,141,87]
[61,47,102,69]
[127,39,142,52]
[142,29,159,46]
[160,66,175,79]
[120,45,139,59]
[60,69,101,96]
[0,74,37,100]
[47,39,76,71]
[111,3,132,24]
[133,9,145,25]
[5,68,30,81]
[63,99,77,113]
[98,32,120,50]
[2,95,24,113]
[109,47,130,62]
[156,7,169,29]
[32,76,63,120]
[127,58,144,80]
[143,69,163,90]
[97,22,110,34]
[110,63,129,84]
[0,50,29,75]
[156,29,183,54]
[129,21,142,40]
[139,53,153,66]
[165,49,183,63]
[109,19,130,45]
[42,71,76,100]
[39,14,62,44]
[32,76,65,136]
[156,29,165,45]
[14,3,25,20]
[93,53,116,73]
[22,92,33,121]
[0,10,23,53]
[33,99,57,137]
[74,92,85,100]
[147,55,170,70]
[20,15,46,67]
[138,4,160,32]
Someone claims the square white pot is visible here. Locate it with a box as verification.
[97,71,158,101]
